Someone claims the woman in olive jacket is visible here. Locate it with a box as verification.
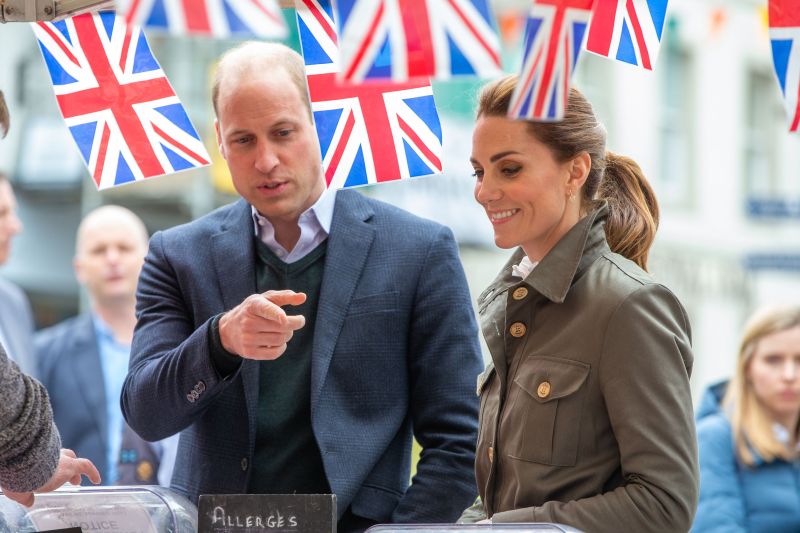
[459,76,699,532]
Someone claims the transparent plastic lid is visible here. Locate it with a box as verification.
[366,525,583,533]
[0,485,197,533]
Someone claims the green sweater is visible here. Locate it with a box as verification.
[247,239,330,495]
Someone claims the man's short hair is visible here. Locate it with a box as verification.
[211,42,312,121]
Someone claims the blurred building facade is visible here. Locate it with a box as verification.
[0,0,797,400]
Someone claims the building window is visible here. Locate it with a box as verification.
[744,68,800,220]
[657,39,694,209]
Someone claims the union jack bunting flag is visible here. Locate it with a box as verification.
[294,0,444,189]
[336,0,502,82]
[32,12,210,190]
[118,0,287,38]
[509,0,594,121]
[585,0,669,70]
[769,0,800,133]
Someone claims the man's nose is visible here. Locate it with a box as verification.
[254,142,279,174]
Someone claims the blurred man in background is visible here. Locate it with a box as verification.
[0,159,36,377]
[0,89,100,506]
[36,205,176,486]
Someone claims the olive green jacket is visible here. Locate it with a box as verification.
[461,203,699,532]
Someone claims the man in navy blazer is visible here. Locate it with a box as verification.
[121,42,483,531]
[0,171,36,378]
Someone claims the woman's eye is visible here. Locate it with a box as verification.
[502,166,521,176]
[471,169,484,179]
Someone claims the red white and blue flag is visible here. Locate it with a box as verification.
[509,0,593,121]
[294,0,443,189]
[118,0,287,38]
[32,12,210,190]
[769,0,800,133]
[336,0,502,82]
[585,0,669,70]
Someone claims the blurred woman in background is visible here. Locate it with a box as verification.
[693,306,800,532]
[459,75,698,533]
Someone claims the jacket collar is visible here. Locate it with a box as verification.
[482,201,611,305]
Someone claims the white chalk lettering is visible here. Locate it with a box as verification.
[207,506,300,529]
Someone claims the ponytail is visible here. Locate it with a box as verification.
[598,152,659,271]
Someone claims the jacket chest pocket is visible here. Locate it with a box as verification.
[505,355,590,467]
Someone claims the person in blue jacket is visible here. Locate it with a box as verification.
[693,305,800,532]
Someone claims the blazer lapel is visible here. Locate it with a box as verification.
[0,282,33,376]
[310,190,375,411]
[73,314,108,450]
[211,199,259,446]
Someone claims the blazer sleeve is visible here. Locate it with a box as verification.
[0,342,61,493]
[690,415,747,532]
[390,226,483,523]
[492,283,699,532]
[121,231,240,441]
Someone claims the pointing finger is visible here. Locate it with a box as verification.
[263,290,307,308]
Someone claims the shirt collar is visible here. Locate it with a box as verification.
[91,313,128,347]
[251,187,337,238]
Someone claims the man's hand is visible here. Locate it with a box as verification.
[219,290,307,360]
[2,449,101,507]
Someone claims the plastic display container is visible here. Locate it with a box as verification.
[366,525,583,533]
[0,485,197,532]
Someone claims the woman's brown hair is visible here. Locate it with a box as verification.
[476,75,659,270]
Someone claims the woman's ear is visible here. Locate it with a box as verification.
[567,152,591,191]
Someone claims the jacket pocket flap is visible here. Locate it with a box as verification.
[347,290,399,316]
[513,356,589,403]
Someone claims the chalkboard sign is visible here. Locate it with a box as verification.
[198,494,336,533]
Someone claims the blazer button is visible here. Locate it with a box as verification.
[537,381,551,399]
[241,458,248,471]
[512,287,528,300]
[488,446,494,463]
[186,393,196,403]
[509,322,527,338]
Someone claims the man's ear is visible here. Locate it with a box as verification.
[214,119,226,160]
[73,256,86,286]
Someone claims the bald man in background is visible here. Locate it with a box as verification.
[36,206,176,486]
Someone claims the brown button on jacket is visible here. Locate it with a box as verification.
[463,203,699,533]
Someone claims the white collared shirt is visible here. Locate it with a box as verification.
[251,188,337,263]
[512,255,539,279]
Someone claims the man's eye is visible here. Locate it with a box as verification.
[276,129,292,137]
[234,137,251,144]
